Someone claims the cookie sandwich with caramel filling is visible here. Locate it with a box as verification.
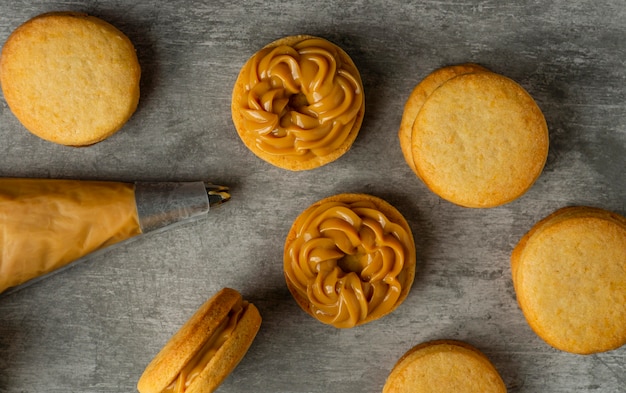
[399,64,548,208]
[137,288,261,393]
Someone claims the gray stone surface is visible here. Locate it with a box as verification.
[0,1,625,392]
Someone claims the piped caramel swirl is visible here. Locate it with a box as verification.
[237,37,363,162]
[284,196,415,328]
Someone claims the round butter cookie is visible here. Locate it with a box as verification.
[284,193,416,328]
[398,63,488,175]
[0,12,141,146]
[231,35,365,171]
[137,288,262,393]
[407,67,548,208]
[511,206,626,354]
[383,340,507,393]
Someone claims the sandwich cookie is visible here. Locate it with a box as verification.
[511,206,626,354]
[0,12,141,145]
[383,340,507,393]
[400,64,548,208]
[137,288,262,393]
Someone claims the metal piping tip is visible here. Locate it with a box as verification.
[204,183,230,207]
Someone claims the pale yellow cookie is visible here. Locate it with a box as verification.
[137,288,262,393]
[398,63,488,175]
[232,35,365,170]
[0,12,141,146]
[511,206,626,354]
[284,193,415,328]
[383,340,507,393]
[409,69,548,208]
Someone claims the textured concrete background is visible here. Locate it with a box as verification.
[0,1,625,392]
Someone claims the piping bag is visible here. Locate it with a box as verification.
[0,178,230,295]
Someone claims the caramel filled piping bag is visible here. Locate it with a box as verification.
[0,178,230,294]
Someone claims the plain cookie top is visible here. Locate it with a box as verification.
[0,12,141,146]
[411,71,548,208]
[383,340,507,393]
[398,63,488,175]
[511,206,626,354]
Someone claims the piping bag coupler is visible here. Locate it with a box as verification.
[0,178,230,295]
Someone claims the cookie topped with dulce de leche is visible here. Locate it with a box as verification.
[232,35,365,171]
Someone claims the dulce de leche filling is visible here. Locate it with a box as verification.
[0,178,141,293]
[163,300,248,393]
[285,199,413,328]
[238,37,363,161]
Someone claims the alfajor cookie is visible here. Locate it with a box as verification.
[137,288,262,393]
[511,206,626,354]
[284,193,415,328]
[383,340,507,393]
[232,35,365,171]
[0,12,141,146]
[400,65,548,208]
